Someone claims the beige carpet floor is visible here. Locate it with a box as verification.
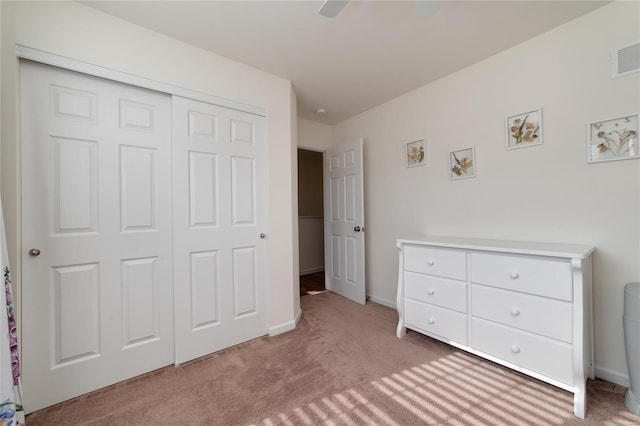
[27,291,640,425]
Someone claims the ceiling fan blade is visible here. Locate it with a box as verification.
[414,0,445,17]
[318,0,349,18]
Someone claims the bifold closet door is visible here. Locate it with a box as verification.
[21,61,174,413]
[172,96,268,364]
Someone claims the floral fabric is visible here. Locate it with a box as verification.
[0,199,24,426]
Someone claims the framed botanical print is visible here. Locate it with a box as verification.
[406,139,426,168]
[449,147,476,180]
[587,114,638,163]
[506,108,543,150]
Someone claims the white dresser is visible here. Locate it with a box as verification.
[396,236,595,419]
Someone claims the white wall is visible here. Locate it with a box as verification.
[298,218,324,274]
[333,1,640,385]
[298,117,333,152]
[1,2,297,332]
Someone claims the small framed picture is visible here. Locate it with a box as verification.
[506,108,543,149]
[449,147,475,180]
[406,139,426,168]
[587,114,638,163]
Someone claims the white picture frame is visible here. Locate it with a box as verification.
[449,147,476,180]
[506,108,543,150]
[405,139,426,168]
[587,113,639,163]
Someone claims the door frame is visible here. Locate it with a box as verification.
[297,143,367,303]
[16,45,266,117]
[296,146,327,285]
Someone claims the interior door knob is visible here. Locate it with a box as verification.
[260,233,266,239]
[354,226,361,232]
[29,248,41,256]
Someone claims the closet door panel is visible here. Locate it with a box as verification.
[21,60,174,413]
[172,96,268,364]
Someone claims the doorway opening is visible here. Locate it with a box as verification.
[297,148,325,296]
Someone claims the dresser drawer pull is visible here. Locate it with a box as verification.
[511,345,521,354]
[427,288,436,295]
[428,317,436,325]
[428,259,435,266]
[510,308,520,317]
[510,271,520,279]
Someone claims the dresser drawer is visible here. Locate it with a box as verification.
[404,245,467,281]
[405,272,467,313]
[405,298,467,344]
[471,285,572,343]
[471,318,573,385]
[470,252,572,301]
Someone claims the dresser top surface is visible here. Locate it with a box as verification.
[397,236,595,259]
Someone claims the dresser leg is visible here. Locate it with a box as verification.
[574,383,586,419]
[396,324,406,338]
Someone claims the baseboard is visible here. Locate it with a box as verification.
[300,267,324,276]
[595,366,629,387]
[268,308,302,337]
[366,294,396,309]
[268,319,295,336]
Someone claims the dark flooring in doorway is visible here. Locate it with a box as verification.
[300,271,325,296]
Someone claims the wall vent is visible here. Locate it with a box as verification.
[611,42,640,79]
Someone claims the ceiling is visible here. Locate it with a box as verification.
[82,0,609,125]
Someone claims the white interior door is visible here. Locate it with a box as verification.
[20,61,174,412]
[324,138,366,304]
[172,96,268,364]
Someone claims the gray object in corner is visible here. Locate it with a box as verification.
[624,282,640,415]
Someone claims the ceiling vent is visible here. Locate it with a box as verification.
[611,41,640,79]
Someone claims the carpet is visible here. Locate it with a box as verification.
[27,291,640,425]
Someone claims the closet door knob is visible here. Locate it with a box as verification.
[259,233,266,239]
[354,226,361,232]
[29,248,41,256]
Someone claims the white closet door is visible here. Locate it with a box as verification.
[21,61,174,413]
[172,96,268,364]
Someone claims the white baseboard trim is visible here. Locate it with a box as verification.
[268,319,295,336]
[595,366,629,387]
[300,267,324,276]
[268,308,303,337]
[367,294,396,309]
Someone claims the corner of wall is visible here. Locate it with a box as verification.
[595,366,630,388]
[268,307,302,337]
[290,83,301,314]
[1,2,23,342]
